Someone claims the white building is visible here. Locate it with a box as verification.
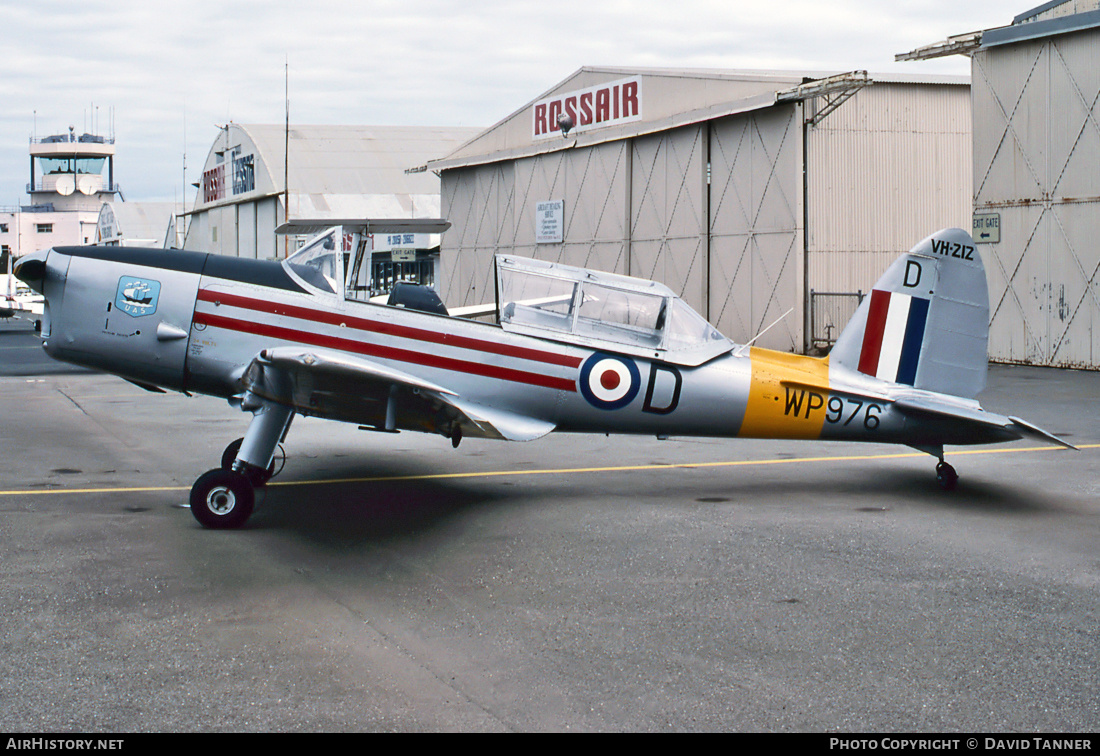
[425,67,973,353]
[96,201,181,247]
[1,127,120,267]
[184,123,480,262]
[900,1,1100,368]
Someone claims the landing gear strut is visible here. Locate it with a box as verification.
[189,400,294,529]
[220,437,282,485]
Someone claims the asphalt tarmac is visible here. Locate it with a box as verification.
[1,319,1097,732]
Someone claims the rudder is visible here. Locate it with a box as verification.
[830,228,989,400]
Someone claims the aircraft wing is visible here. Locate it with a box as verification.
[237,346,555,442]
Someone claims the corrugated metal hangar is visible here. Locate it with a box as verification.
[185,123,479,260]
[425,67,972,353]
[901,0,1100,369]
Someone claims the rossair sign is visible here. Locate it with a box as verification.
[202,146,256,204]
[533,76,642,140]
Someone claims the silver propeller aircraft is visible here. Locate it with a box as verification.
[15,225,1072,528]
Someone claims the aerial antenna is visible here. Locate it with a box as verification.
[284,55,290,259]
[734,308,794,357]
[182,104,188,229]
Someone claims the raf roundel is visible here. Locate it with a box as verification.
[579,353,641,410]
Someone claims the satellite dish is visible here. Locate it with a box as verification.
[77,175,97,195]
[556,113,575,137]
[55,175,75,196]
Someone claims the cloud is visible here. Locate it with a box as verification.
[1,0,1009,205]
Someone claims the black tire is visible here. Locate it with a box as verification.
[936,461,958,491]
[190,468,255,529]
[220,438,245,470]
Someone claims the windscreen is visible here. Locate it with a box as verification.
[285,230,337,293]
[662,298,727,350]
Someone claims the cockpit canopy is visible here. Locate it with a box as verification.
[496,255,732,366]
[280,226,734,366]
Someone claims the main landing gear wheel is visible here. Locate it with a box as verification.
[190,468,255,529]
[220,437,281,485]
[936,461,959,491]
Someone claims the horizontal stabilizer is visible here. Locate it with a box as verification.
[894,394,1075,450]
[1008,416,1077,450]
[892,394,1002,428]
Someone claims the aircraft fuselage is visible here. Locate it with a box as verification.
[33,245,1013,451]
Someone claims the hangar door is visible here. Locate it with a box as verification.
[629,126,706,311]
[974,35,1100,368]
[708,105,804,352]
[439,163,516,310]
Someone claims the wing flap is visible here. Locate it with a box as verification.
[440,396,556,442]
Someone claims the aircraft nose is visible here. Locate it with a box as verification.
[13,249,49,293]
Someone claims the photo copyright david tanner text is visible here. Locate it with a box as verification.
[829,738,1093,751]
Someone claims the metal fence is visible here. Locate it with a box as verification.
[809,290,864,354]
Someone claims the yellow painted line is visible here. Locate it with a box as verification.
[0,443,1094,497]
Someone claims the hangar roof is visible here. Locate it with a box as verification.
[423,66,966,173]
[896,1,1100,61]
[192,123,481,218]
[97,201,179,247]
[985,4,1100,47]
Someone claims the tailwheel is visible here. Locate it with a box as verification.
[936,460,958,491]
[190,468,255,529]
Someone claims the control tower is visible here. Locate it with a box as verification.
[2,126,122,259]
[28,126,119,212]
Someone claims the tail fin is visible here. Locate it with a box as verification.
[830,228,989,399]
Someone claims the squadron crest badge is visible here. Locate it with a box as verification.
[114,276,161,317]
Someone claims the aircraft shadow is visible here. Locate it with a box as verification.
[677,464,1063,516]
[245,456,1061,545]
[248,461,510,545]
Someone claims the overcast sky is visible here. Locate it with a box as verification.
[1,0,1022,206]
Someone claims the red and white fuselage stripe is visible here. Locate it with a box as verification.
[192,288,582,393]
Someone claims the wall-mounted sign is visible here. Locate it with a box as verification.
[972,212,1000,244]
[536,200,564,244]
[202,147,256,204]
[97,204,117,242]
[533,76,642,140]
[373,232,433,252]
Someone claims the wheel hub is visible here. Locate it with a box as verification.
[206,486,236,515]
